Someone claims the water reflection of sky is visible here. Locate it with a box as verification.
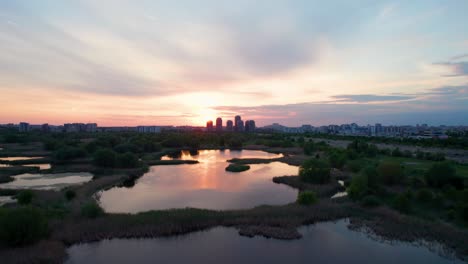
[66,219,461,264]
[161,149,283,161]
[0,156,44,161]
[100,150,297,213]
[0,172,93,190]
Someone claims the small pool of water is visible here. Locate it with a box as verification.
[0,172,93,190]
[0,164,51,170]
[0,156,44,161]
[161,149,283,160]
[0,196,16,206]
[99,150,297,213]
[66,219,461,264]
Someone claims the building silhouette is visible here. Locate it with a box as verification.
[226,120,233,131]
[206,120,213,132]
[245,120,256,132]
[216,117,223,132]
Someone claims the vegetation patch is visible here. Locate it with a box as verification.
[225,164,250,172]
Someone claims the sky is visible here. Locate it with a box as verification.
[0,0,467,127]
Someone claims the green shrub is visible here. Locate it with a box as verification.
[65,189,76,201]
[0,207,48,246]
[54,146,87,161]
[93,148,117,167]
[297,191,317,205]
[16,190,34,205]
[416,189,433,203]
[425,162,459,188]
[328,151,346,169]
[303,142,316,155]
[116,152,139,168]
[362,195,381,207]
[299,159,331,184]
[348,174,368,200]
[377,161,404,185]
[346,159,366,173]
[393,193,411,213]
[391,148,402,157]
[225,164,250,172]
[81,201,104,218]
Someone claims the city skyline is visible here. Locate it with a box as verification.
[0,1,467,126]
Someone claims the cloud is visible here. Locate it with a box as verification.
[212,84,468,126]
[435,62,468,77]
[331,94,415,103]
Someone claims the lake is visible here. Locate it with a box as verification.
[98,150,298,213]
[66,219,461,264]
[0,172,93,190]
[0,156,44,161]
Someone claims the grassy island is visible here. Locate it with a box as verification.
[225,164,250,172]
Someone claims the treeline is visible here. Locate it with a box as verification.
[304,133,468,150]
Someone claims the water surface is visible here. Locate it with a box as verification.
[0,156,44,161]
[99,150,297,213]
[0,196,16,206]
[0,172,93,190]
[66,220,461,264]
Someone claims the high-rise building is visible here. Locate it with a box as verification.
[245,120,255,132]
[206,121,213,132]
[226,120,233,131]
[216,117,223,132]
[245,120,256,132]
[19,122,30,132]
[41,123,50,133]
[234,115,242,131]
[236,120,244,132]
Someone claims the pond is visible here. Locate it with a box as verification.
[65,219,461,264]
[0,196,16,206]
[0,172,93,190]
[0,164,51,170]
[0,156,44,161]
[98,150,298,213]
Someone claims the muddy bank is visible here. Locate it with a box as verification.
[238,225,302,239]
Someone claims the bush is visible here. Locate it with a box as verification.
[303,142,316,155]
[225,164,250,172]
[114,143,140,154]
[0,207,48,246]
[328,151,346,169]
[346,159,366,173]
[391,148,402,157]
[81,201,104,218]
[299,159,331,184]
[297,191,317,205]
[425,162,458,188]
[362,195,381,207]
[416,189,433,203]
[116,152,139,168]
[54,146,87,161]
[393,193,411,213]
[348,174,368,200]
[16,190,34,205]
[65,189,76,201]
[93,148,117,167]
[377,161,404,185]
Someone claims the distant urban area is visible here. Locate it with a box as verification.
[3,116,467,139]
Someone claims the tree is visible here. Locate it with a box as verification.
[328,151,346,169]
[0,207,48,246]
[377,161,404,185]
[393,193,411,213]
[348,174,368,200]
[116,152,139,168]
[297,191,317,205]
[16,190,34,205]
[425,162,458,188]
[93,148,117,167]
[299,159,331,184]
